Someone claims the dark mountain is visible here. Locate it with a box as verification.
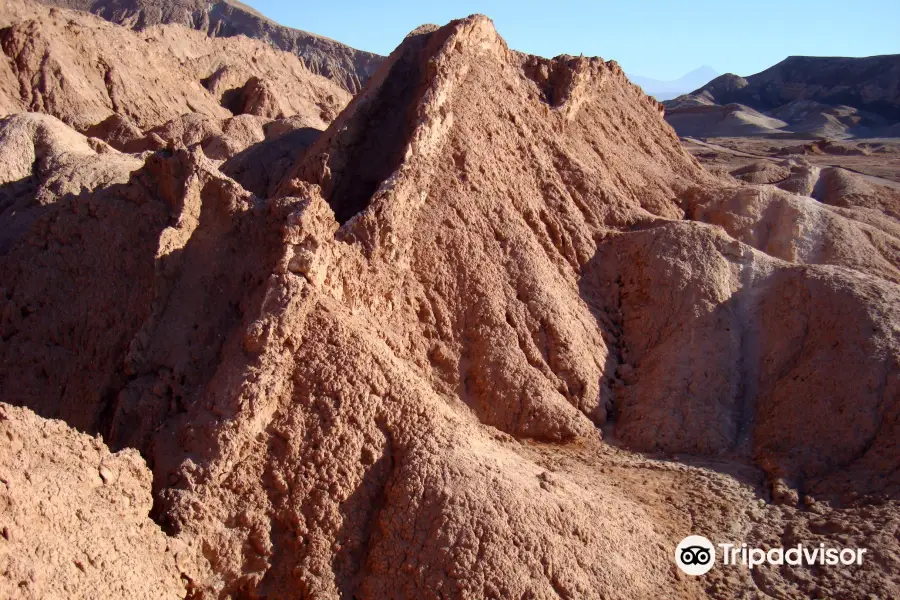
[36,0,385,93]
[664,55,900,138]
[692,55,900,120]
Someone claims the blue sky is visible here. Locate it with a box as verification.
[244,0,900,81]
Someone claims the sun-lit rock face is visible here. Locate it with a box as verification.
[0,404,187,599]
[35,0,386,94]
[0,0,350,132]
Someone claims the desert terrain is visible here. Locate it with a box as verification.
[0,1,898,599]
[682,137,900,186]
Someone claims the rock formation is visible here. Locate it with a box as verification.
[0,404,186,599]
[1,3,899,599]
[0,0,349,136]
[35,0,385,93]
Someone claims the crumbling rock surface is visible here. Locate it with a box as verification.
[140,112,272,160]
[91,111,300,162]
[729,160,791,184]
[279,16,706,442]
[0,1,227,130]
[815,166,900,219]
[0,403,186,599]
[0,112,142,253]
[36,0,385,94]
[145,23,350,128]
[737,158,900,222]
[0,0,348,135]
[0,122,286,449]
[83,113,151,153]
[585,221,900,494]
[1,8,900,600]
[683,185,900,283]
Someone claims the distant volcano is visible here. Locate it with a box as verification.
[627,65,719,100]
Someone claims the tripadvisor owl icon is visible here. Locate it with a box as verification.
[675,535,716,576]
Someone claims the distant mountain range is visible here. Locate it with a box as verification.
[662,55,900,139]
[627,66,719,101]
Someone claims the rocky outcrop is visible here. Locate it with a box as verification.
[35,0,385,94]
[0,404,187,599]
[0,112,143,253]
[0,1,226,130]
[588,220,899,491]
[220,121,322,198]
[0,0,349,134]
[815,165,900,217]
[275,17,702,444]
[683,183,900,282]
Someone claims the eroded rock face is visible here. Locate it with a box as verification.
[815,166,900,219]
[0,112,143,254]
[278,16,705,443]
[1,8,899,600]
[220,123,323,198]
[0,0,349,134]
[0,404,186,599]
[683,185,900,282]
[586,221,900,490]
[0,113,287,447]
[35,0,385,94]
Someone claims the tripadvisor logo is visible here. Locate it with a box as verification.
[675,535,716,576]
[675,535,868,576]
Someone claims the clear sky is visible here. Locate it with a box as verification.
[241,0,899,81]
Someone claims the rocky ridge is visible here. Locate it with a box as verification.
[0,0,350,146]
[35,0,385,93]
